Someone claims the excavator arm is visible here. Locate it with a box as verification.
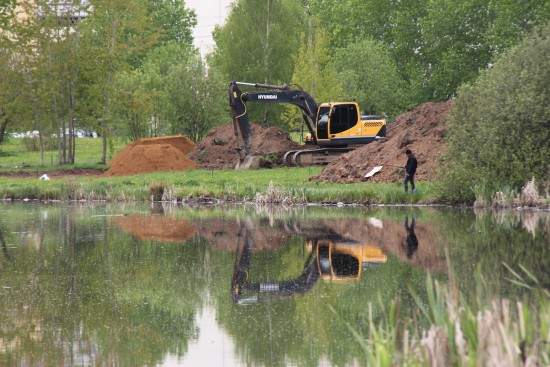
[228,81,320,157]
[231,229,320,304]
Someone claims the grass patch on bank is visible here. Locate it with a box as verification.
[0,167,435,204]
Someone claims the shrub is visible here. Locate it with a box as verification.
[440,23,550,203]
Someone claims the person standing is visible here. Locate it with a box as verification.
[404,149,417,193]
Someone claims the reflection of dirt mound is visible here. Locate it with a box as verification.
[190,123,303,169]
[196,218,291,251]
[318,218,446,272]
[103,136,197,176]
[313,101,453,183]
[113,214,196,242]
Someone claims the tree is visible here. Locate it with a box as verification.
[166,51,226,142]
[148,0,197,45]
[80,0,158,164]
[440,23,550,202]
[281,21,344,131]
[333,38,409,119]
[111,70,154,140]
[211,0,305,125]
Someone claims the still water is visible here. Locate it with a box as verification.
[0,202,548,366]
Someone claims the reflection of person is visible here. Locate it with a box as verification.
[404,149,417,193]
[403,216,418,259]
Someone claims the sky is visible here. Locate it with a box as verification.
[185,0,234,57]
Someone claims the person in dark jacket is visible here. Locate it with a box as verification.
[404,149,417,193]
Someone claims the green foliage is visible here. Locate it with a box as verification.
[302,0,549,103]
[166,51,227,141]
[282,22,345,130]
[210,0,304,125]
[440,23,550,202]
[333,38,410,118]
[147,0,197,45]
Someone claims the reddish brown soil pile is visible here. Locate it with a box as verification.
[103,136,197,176]
[189,123,303,169]
[113,214,196,242]
[313,101,453,183]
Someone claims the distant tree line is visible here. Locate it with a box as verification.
[0,0,226,165]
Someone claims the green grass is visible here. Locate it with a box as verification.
[0,166,436,203]
[0,137,126,171]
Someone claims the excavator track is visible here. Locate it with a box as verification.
[283,148,354,167]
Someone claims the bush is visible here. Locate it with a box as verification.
[440,22,550,203]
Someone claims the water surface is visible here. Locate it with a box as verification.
[0,203,548,366]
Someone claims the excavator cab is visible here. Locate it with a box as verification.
[315,103,386,145]
[315,239,387,281]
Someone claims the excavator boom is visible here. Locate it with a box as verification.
[229,81,319,155]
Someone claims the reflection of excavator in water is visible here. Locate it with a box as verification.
[228,81,387,169]
[231,228,387,304]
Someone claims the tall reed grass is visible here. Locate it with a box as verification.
[337,267,550,366]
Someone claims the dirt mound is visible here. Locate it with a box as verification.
[313,101,453,183]
[103,136,197,176]
[189,123,303,169]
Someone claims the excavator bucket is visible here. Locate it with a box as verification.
[235,155,261,170]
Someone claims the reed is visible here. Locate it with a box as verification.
[337,268,550,366]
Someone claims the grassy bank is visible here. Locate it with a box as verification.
[1,138,548,206]
[0,167,436,204]
[0,137,437,204]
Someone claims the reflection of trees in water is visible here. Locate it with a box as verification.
[0,229,10,262]
[0,208,204,366]
[475,208,550,238]
[450,209,550,297]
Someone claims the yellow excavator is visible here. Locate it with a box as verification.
[228,81,387,168]
[231,230,387,304]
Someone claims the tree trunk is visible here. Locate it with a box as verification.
[262,0,271,127]
[0,111,9,145]
[102,4,119,164]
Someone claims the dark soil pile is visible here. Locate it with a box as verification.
[103,136,197,176]
[189,123,303,169]
[312,101,453,183]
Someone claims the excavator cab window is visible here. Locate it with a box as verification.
[331,252,360,277]
[330,104,358,135]
[316,106,330,140]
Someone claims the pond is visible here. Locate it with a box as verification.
[0,202,548,366]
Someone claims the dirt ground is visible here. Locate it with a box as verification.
[312,101,453,183]
[0,168,106,179]
[189,123,304,169]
